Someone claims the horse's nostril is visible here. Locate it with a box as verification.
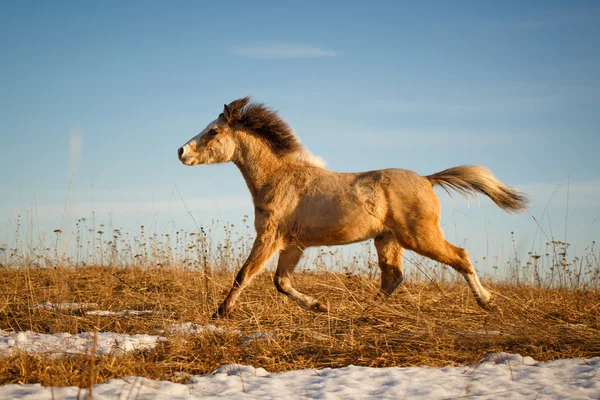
[178,147,184,158]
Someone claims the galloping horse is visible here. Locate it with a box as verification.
[178,97,527,317]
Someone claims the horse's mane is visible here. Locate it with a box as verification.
[227,97,326,168]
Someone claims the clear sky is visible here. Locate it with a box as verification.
[1,1,599,272]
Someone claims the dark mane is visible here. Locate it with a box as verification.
[230,97,302,155]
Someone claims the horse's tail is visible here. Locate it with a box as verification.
[426,165,528,213]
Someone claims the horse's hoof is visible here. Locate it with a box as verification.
[374,291,391,300]
[212,304,232,319]
[489,302,504,318]
[309,302,328,313]
[479,298,503,318]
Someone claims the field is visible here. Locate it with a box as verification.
[0,220,599,398]
[0,243,599,386]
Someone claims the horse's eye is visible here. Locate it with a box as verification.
[208,129,218,136]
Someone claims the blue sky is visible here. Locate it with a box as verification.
[1,1,599,271]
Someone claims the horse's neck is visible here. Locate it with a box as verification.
[233,137,287,206]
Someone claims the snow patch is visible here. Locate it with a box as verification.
[211,364,270,378]
[0,353,598,399]
[0,329,163,357]
[242,332,273,344]
[483,352,537,366]
[166,323,236,335]
[86,310,154,317]
[166,323,271,344]
[0,324,269,359]
[33,302,99,310]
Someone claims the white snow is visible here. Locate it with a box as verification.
[33,302,99,310]
[0,324,270,359]
[0,329,163,357]
[241,332,273,344]
[165,323,272,343]
[0,352,598,399]
[86,310,154,317]
[33,304,154,316]
[1,315,596,399]
[165,323,234,335]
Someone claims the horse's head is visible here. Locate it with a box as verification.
[178,97,326,168]
[177,98,250,166]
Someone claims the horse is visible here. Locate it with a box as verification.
[177,97,528,317]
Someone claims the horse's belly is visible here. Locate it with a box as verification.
[293,210,384,247]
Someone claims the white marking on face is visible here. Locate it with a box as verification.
[179,118,225,165]
[185,119,219,146]
[179,119,220,161]
[199,119,220,138]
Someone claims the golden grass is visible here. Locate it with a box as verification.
[0,265,598,387]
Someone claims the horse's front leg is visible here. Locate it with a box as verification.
[214,231,281,317]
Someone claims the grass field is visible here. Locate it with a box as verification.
[1,262,598,387]
[0,218,598,389]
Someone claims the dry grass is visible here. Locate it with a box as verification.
[0,265,598,387]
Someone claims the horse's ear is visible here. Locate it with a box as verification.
[223,104,232,122]
[224,96,251,123]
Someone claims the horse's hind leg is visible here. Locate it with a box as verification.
[438,242,493,309]
[392,223,493,310]
[274,246,328,312]
[374,231,404,297]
